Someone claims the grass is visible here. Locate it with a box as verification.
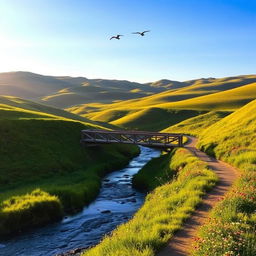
[0,189,63,237]
[0,95,97,124]
[132,152,176,191]
[82,148,217,256]
[40,75,164,108]
[162,111,231,136]
[69,75,256,117]
[68,75,256,127]
[89,109,130,123]
[190,99,256,256]
[157,81,256,111]
[111,108,205,131]
[0,99,139,236]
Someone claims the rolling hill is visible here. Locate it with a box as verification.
[0,71,169,108]
[0,95,102,125]
[69,75,256,118]
[1,72,256,132]
[0,71,79,99]
[74,76,256,130]
[198,98,256,159]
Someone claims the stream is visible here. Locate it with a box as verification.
[0,146,160,256]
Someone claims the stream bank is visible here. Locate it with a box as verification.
[0,146,160,256]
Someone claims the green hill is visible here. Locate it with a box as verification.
[111,108,205,131]
[0,95,101,123]
[162,111,232,135]
[0,71,168,109]
[40,78,166,108]
[73,75,256,119]
[0,71,77,99]
[192,99,256,256]
[0,96,138,236]
[82,76,256,130]
[198,98,256,160]
[157,81,256,111]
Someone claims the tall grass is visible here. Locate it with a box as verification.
[82,148,217,256]
[0,189,63,237]
[162,111,231,136]
[191,99,256,256]
[132,152,176,191]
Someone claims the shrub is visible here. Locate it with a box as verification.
[0,189,63,237]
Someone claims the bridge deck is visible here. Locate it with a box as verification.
[81,129,183,148]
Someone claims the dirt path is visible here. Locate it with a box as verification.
[157,136,238,256]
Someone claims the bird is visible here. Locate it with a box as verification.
[132,30,150,36]
[110,34,123,40]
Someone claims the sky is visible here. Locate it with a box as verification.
[0,0,255,82]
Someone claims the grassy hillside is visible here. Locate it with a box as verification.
[198,98,256,160]
[0,71,170,109]
[0,95,103,124]
[40,78,166,108]
[191,99,256,255]
[0,98,139,236]
[71,75,256,116]
[111,108,206,131]
[162,111,232,136]
[41,85,152,108]
[72,75,256,130]
[0,72,77,99]
[157,81,256,111]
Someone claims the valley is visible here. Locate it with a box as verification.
[0,72,255,256]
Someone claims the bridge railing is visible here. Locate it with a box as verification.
[81,129,183,148]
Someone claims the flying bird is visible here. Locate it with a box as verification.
[110,34,123,40]
[132,30,150,36]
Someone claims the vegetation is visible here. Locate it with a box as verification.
[162,111,231,136]
[0,99,139,236]
[157,81,256,111]
[132,152,176,191]
[82,148,217,256]
[64,78,256,134]
[68,75,255,110]
[0,71,166,109]
[0,95,101,125]
[111,108,205,131]
[0,189,63,237]
[191,99,256,255]
[1,72,256,253]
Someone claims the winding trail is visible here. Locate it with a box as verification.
[157,136,238,256]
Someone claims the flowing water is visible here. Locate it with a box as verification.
[0,146,160,256]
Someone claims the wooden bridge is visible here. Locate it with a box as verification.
[81,129,183,148]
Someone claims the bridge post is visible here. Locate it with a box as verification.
[178,135,183,147]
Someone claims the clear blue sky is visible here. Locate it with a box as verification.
[0,0,255,82]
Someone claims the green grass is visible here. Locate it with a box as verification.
[0,189,63,237]
[72,77,256,132]
[0,95,98,124]
[132,152,176,191]
[68,75,256,121]
[82,148,217,256]
[111,108,205,131]
[0,99,139,236]
[157,81,256,111]
[162,111,231,136]
[40,76,164,108]
[191,99,256,256]
[90,109,130,123]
